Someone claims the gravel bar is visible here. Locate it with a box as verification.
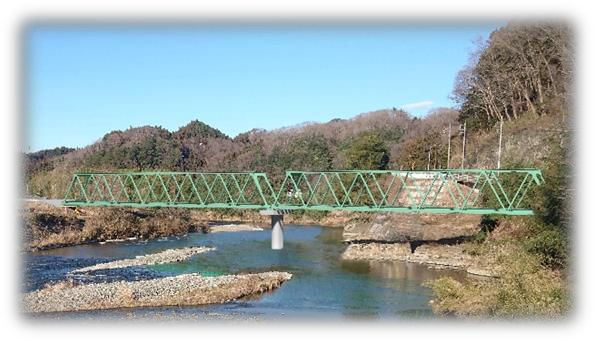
[24,271,292,313]
[72,246,214,273]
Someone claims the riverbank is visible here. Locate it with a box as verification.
[340,212,496,275]
[426,241,568,317]
[426,218,570,317]
[22,202,206,251]
[342,242,494,275]
[24,271,292,313]
[21,202,353,252]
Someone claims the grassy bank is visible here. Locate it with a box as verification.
[426,217,570,318]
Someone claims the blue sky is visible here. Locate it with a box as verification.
[26,24,502,152]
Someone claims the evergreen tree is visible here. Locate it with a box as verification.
[344,131,390,170]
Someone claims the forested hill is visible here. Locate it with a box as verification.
[24,107,461,194]
[25,22,572,203]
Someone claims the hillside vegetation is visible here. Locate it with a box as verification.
[23,22,573,317]
[25,107,463,197]
[426,22,572,318]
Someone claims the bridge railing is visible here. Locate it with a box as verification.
[63,169,543,215]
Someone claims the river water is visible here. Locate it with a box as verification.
[25,225,466,320]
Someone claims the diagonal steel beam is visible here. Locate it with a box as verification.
[62,169,544,215]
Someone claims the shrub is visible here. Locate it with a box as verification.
[524,226,568,269]
[532,138,571,229]
[472,215,500,243]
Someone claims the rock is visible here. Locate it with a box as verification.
[341,242,484,272]
[343,214,418,242]
[408,244,474,269]
[343,213,481,243]
[466,267,497,277]
[342,243,411,261]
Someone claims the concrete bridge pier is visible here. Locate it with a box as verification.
[260,210,285,250]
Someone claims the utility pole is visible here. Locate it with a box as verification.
[461,121,467,169]
[497,119,503,169]
[447,123,451,169]
[428,146,432,170]
[427,146,431,171]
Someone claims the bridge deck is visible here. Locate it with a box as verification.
[63,169,543,215]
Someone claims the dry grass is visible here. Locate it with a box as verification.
[430,215,570,318]
[22,203,204,251]
[488,217,535,241]
[427,242,569,318]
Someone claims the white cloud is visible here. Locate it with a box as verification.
[400,100,434,110]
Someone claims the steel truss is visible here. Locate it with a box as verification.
[63,169,543,215]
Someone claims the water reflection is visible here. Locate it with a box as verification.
[368,260,466,282]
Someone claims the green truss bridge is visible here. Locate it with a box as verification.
[63,169,543,215]
[63,168,543,249]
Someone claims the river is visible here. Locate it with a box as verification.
[25,224,466,320]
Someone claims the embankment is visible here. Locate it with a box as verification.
[22,202,206,251]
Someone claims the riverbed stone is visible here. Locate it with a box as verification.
[23,271,293,313]
[71,246,214,273]
[341,242,483,271]
[466,266,497,277]
[342,213,481,243]
[342,243,411,261]
[408,243,475,269]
